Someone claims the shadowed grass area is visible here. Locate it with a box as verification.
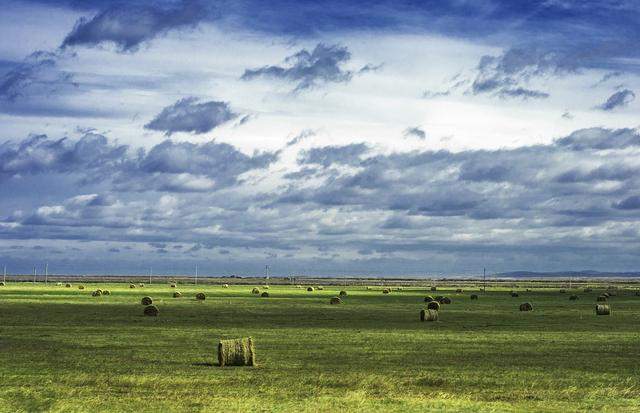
[0,283,639,412]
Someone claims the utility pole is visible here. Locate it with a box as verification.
[149,267,152,285]
[33,265,37,283]
[45,262,48,284]
[265,265,270,281]
[483,267,486,292]
[3,265,6,284]
[195,264,198,285]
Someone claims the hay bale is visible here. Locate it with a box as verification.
[129,284,135,289]
[173,291,182,298]
[296,285,303,289]
[330,296,342,305]
[218,337,255,367]
[456,288,463,293]
[56,282,62,286]
[519,302,533,311]
[430,287,437,291]
[424,295,435,303]
[91,290,102,297]
[426,301,440,311]
[102,290,111,296]
[317,286,324,290]
[66,283,72,288]
[339,290,347,297]
[569,295,579,300]
[222,284,229,288]
[195,292,206,300]
[141,296,153,305]
[382,288,390,294]
[263,285,269,290]
[440,297,452,304]
[307,287,314,292]
[597,295,607,302]
[143,305,159,317]
[252,288,260,294]
[170,283,177,288]
[595,304,611,316]
[420,309,438,322]
[0,282,4,286]
[78,285,84,290]
[603,292,610,297]
[511,292,519,297]
[470,294,478,300]
[139,283,144,288]
[95,289,103,294]
[261,292,270,298]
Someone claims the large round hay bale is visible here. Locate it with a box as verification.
[427,301,440,311]
[434,295,444,301]
[569,295,579,300]
[424,295,435,303]
[511,292,519,297]
[597,295,607,302]
[222,284,229,288]
[102,290,111,296]
[603,292,610,297]
[78,285,84,290]
[66,283,72,288]
[317,286,324,290]
[519,302,533,311]
[430,286,437,291]
[173,291,182,298]
[595,304,611,315]
[330,296,342,305]
[91,290,102,297]
[218,337,255,367]
[252,288,260,294]
[307,287,314,292]
[141,296,153,305]
[455,288,463,293]
[263,285,270,290]
[195,292,206,300]
[420,308,438,322]
[0,282,4,286]
[382,288,390,294]
[139,283,144,288]
[129,284,135,289]
[339,290,347,297]
[56,282,62,286]
[440,297,452,304]
[95,289,103,294]
[261,292,269,298]
[170,283,177,288]
[470,294,478,300]
[143,305,159,316]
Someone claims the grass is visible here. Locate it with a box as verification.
[0,282,640,412]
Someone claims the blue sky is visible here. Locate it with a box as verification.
[1,0,639,276]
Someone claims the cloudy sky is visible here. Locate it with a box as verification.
[1,0,639,276]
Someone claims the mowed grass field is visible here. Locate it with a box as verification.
[1,282,640,412]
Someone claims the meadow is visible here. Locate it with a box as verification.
[0,281,639,412]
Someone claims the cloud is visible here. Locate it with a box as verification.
[241,43,353,91]
[61,1,206,52]
[144,97,239,135]
[286,129,316,147]
[298,143,369,167]
[597,89,635,111]
[403,127,426,140]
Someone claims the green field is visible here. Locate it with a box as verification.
[1,282,639,412]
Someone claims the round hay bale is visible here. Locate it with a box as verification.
[261,292,269,298]
[470,294,479,300]
[173,291,182,298]
[251,288,260,294]
[440,297,452,305]
[424,295,435,303]
[382,288,390,294]
[339,290,347,297]
[430,286,437,291]
[170,283,177,288]
[330,296,342,305]
[141,296,153,305]
[569,295,579,300]
[139,283,144,288]
[519,302,533,312]
[92,290,102,297]
[195,292,206,300]
[420,308,438,322]
[455,288,463,293]
[296,285,303,289]
[102,290,111,296]
[222,284,229,288]
[511,292,519,297]
[56,282,62,286]
[317,286,324,290]
[595,304,611,316]
[66,283,72,288]
[129,284,135,289]
[307,287,314,292]
[603,292,610,297]
[426,301,440,311]
[596,295,607,302]
[218,337,255,367]
[263,285,269,290]
[95,289,103,294]
[0,282,4,286]
[78,285,85,290]
[143,305,159,317]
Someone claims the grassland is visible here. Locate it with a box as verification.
[0,281,639,412]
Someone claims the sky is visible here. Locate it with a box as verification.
[1,0,639,277]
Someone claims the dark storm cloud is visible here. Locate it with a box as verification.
[61,1,206,52]
[597,89,636,111]
[298,143,369,167]
[241,43,353,91]
[144,98,239,135]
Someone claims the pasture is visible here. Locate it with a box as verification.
[0,281,639,412]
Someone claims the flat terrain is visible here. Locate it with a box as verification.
[0,282,639,412]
